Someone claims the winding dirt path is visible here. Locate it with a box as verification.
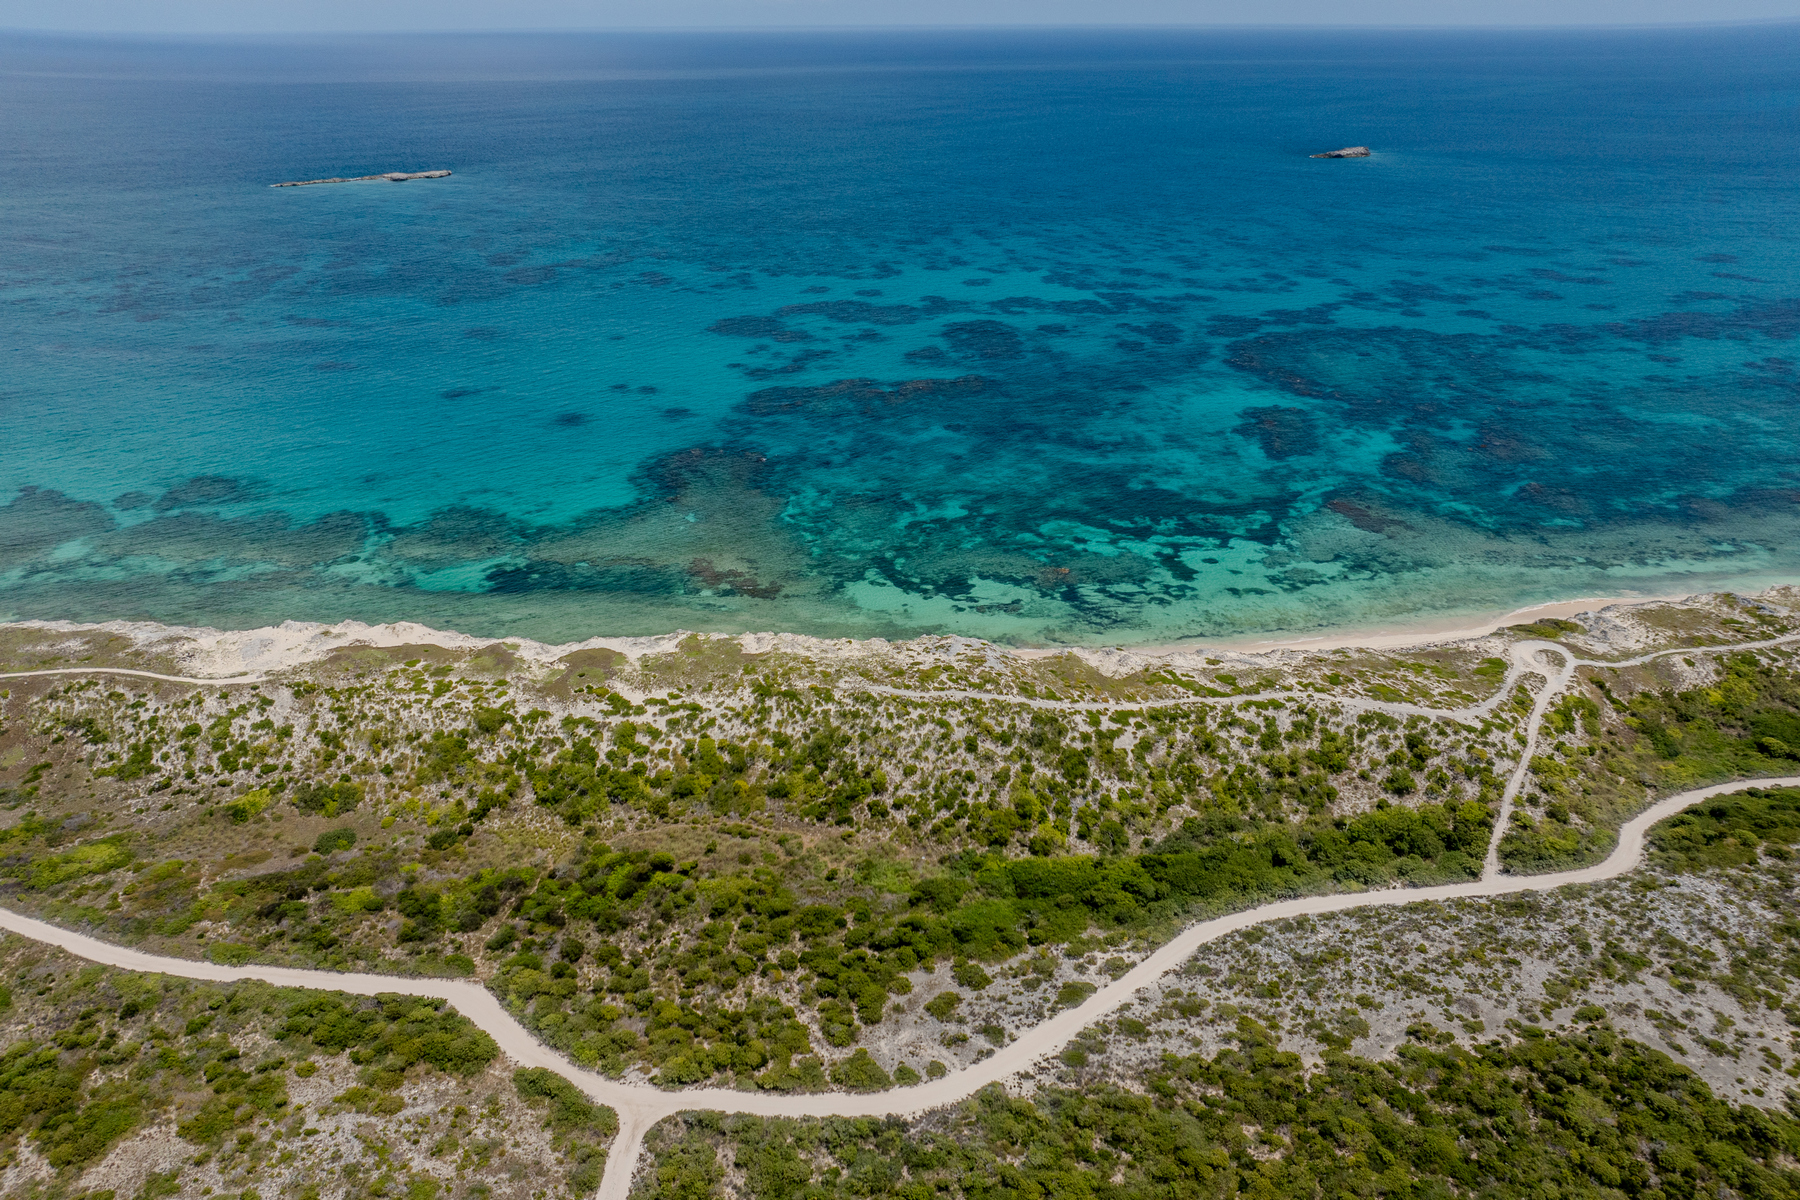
[3,631,1799,1198]
[1,772,1792,1198]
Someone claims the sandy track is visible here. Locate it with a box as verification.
[0,666,268,685]
[4,631,1800,1198]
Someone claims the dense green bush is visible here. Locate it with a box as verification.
[1499,808,1591,873]
[1619,653,1800,782]
[224,787,273,823]
[493,794,1494,1074]
[1652,786,1800,872]
[512,1066,617,1194]
[279,993,497,1078]
[688,1021,1800,1200]
[923,993,962,1022]
[289,779,363,817]
[313,827,356,855]
[0,1040,148,1167]
[23,836,132,890]
[513,1066,618,1138]
[828,1049,891,1092]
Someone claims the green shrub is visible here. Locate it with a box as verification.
[226,788,273,823]
[279,994,496,1076]
[427,823,473,851]
[924,993,962,1022]
[291,780,362,817]
[1054,981,1096,1009]
[513,1067,619,1139]
[333,1085,404,1115]
[951,961,992,990]
[828,1049,891,1092]
[313,828,356,855]
[134,1172,182,1200]
[28,837,133,890]
[330,886,382,915]
[96,741,156,780]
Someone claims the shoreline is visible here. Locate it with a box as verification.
[1174,592,1696,655]
[0,585,1785,678]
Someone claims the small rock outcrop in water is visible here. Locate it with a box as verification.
[1310,146,1371,158]
[271,170,452,188]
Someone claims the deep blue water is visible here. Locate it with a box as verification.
[4,27,1800,645]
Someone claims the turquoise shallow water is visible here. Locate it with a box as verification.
[4,27,1800,644]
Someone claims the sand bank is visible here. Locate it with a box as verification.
[2,585,1785,682]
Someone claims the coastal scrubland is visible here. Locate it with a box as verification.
[2,590,1800,1197]
[0,591,1798,1097]
[0,939,613,1200]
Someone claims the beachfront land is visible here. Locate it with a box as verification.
[3,589,1800,1197]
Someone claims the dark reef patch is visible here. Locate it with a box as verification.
[707,316,814,342]
[1258,305,1342,327]
[1207,314,1266,338]
[941,320,1024,360]
[774,296,970,327]
[1606,298,1800,345]
[154,475,260,512]
[382,505,538,571]
[1234,406,1318,460]
[1117,321,1183,345]
[0,488,116,568]
[687,556,784,599]
[739,375,988,419]
[629,445,780,505]
[483,560,692,596]
[1326,497,1412,535]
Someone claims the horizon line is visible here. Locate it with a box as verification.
[6,17,1800,37]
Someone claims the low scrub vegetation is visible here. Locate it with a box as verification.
[646,1019,1800,1200]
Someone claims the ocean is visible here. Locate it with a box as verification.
[3,25,1799,646]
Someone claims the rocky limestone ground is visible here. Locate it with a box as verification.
[1045,859,1800,1110]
